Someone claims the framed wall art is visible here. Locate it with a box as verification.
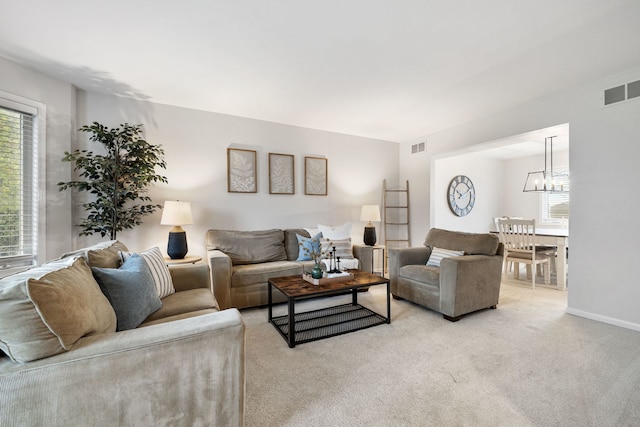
[227,148,257,193]
[269,153,295,194]
[304,156,327,196]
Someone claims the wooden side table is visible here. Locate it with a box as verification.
[164,255,202,265]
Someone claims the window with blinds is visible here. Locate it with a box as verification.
[543,172,570,222]
[0,104,37,269]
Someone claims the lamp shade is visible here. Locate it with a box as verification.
[160,201,193,226]
[360,205,381,223]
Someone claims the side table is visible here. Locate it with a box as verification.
[164,255,202,266]
[354,245,385,277]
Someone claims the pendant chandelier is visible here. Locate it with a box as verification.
[523,135,569,193]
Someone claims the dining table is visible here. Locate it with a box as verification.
[492,227,569,290]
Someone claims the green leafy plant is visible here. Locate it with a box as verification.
[58,122,168,239]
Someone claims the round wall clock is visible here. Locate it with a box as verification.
[448,175,475,217]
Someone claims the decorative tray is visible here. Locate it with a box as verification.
[302,271,354,286]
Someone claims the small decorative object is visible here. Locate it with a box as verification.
[311,264,323,279]
[160,201,193,259]
[303,271,354,285]
[447,175,476,217]
[327,246,341,274]
[57,122,167,239]
[360,205,381,245]
[227,148,257,193]
[269,153,294,194]
[304,156,327,195]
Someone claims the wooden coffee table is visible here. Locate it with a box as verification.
[268,270,390,348]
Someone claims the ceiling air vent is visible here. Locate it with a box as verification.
[411,141,426,154]
[604,79,640,105]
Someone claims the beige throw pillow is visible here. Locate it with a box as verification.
[0,256,116,362]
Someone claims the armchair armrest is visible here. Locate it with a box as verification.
[439,254,503,317]
[0,309,245,426]
[207,249,233,310]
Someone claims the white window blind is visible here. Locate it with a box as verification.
[543,172,570,221]
[0,104,37,269]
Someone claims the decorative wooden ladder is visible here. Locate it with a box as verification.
[382,180,411,267]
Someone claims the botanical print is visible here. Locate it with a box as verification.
[269,153,294,194]
[227,148,257,193]
[305,156,327,195]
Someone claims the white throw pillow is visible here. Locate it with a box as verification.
[320,237,354,259]
[119,247,175,298]
[426,247,464,267]
[317,222,352,240]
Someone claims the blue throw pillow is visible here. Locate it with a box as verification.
[296,232,322,261]
[91,253,162,331]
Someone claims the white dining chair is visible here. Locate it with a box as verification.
[496,218,551,289]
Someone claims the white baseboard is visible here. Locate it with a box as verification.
[566,308,640,332]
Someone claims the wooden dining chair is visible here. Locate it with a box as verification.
[496,218,551,289]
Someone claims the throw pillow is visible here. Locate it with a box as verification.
[426,247,465,267]
[320,237,354,259]
[59,240,129,268]
[317,222,352,240]
[0,256,116,363]
[92,254,163,331]
[296,232,322,261]
[119,247,175,298]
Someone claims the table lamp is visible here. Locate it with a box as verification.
[160,200,193,259]
[360,204,381,246]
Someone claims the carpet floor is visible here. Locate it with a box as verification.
[242,281,640,426]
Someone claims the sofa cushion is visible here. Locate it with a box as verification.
[206,229,287,265]
[400,264,441,287]
[142,288,218,324]
[0,256,116,362]
[59,240,129,268]
[119,247,175,298]
[231,261,303,288]
[92,254,163,331]
[285,228,311,261]
[424,228,499,256]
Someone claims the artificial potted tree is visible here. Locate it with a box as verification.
[58,122,167,239]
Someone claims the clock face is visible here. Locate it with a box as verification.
[448,175,476,217]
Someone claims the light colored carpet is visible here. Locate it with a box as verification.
[242,281,640,426]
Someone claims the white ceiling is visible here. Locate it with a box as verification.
[1,1,639,142]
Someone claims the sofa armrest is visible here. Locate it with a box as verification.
[352,244,371,273]
[388,246,430,288]
[439,254,503,317]
[207,249,233,310]
[0,309,245,426]
[169,262,211,292]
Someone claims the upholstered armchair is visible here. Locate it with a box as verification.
[388,228,504,321]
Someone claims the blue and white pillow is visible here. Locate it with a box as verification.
[296,233,322,261]
[119,247,175,298]
[426,247,464,267]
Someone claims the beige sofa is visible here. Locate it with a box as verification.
[0,241,245,427]
[388,228,503,321]
[206,228,372,310]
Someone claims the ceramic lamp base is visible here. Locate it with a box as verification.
[363,226,377,246]
[167,231,188,259]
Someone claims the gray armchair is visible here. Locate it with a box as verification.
[388,228,503,321]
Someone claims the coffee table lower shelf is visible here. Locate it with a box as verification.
[271,303,387,347]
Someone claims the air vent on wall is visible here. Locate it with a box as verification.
[411,141,426,154]
[604,79,640,105]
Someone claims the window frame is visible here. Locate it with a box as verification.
[0,90,46,276]
[540,168,570,226]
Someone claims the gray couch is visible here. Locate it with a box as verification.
[206,228,371,310]
[0,241,245,426]
[388,228,503,321]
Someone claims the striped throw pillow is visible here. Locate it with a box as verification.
[426,247,464,267]
[320,237,354,259]
[119,247,175,298]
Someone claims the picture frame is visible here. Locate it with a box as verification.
[304,156,327,196]
[269,153,295,194]
[227,148,257,193]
